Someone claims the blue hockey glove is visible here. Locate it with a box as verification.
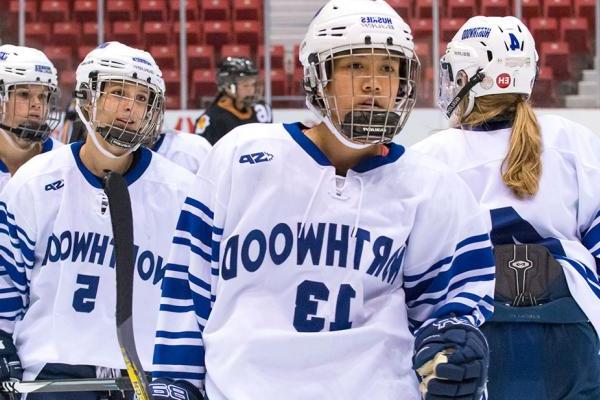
[0,330,22,383]
[149,378,204,400]
[412,317,489,400]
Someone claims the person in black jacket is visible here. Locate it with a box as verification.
[194,57,272,145]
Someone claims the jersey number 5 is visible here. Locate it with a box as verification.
[293,280,356,332]
[72,274,100,313]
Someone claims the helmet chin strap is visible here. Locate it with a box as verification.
[305,99,372,150]
[75,102,136,160]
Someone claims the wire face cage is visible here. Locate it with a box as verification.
[307,44,420,144]
[0,82,61,143]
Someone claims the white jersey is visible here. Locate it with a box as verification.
[0,137,62,193]
[0,142,194,379]
[151,129,211,174]
[153,123,495,399]
[413,115,600,336]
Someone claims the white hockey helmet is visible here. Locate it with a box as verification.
[0,44,61,142]
[439,16,538,120]
[74,41,165,152]
[300,0,420,148]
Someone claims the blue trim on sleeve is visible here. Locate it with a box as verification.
[70,142,152,189]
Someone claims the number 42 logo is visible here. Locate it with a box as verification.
[239,152,274,164]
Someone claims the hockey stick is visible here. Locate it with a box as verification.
[0,378,133,394]
[103,171,151,400]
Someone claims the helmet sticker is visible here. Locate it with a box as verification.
[496,73,511,89]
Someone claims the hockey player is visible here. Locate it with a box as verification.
[413,16,600,400]
[0,42,195,400]
[150,1,494,400]
[193,56,272,145]
[0,44,62,192]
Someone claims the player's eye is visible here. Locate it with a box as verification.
[135,94,148,102]
[381,64,396,73]
[17,91,30,99]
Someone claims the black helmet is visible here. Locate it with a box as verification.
[216,57,258,93]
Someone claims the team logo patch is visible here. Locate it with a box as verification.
[239,152,274,164]
[195,115,210,134]
[44,179,64,191]
[35,65,52,74]
[0,52,8,61]
[496,73,511,89]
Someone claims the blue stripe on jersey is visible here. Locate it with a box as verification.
[152,371,205,381]
[0,203,36,248]
[407,273,495,308]
[184,197,214,220]
[161,277,192,300]
[160,304,196,313]
[172,237,212,262]
[190,291,212,322]
[558,257,600,299]
[0,255,28,287]
[0,296,24,313]
[156,330,202,339]
[582,212,600,251]
[167,263,188,273]
[153,344,205,366]
[189,273,211,292]
[404,247,495,302]
[176,210,213,248]
[456,233,490,250]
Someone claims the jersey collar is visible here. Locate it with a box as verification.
[460,119,513,131]
[70,141,152,189]
[284,122,405,173]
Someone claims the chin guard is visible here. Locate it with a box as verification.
[341,111,400,143]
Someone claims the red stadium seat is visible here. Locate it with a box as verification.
[234,20,261,46]
[53,22,82,46]
[165,95,181,110]
[174,22,203,45]
[481,0,510,16]
[191,69,218,100]
[82,22,110,46]
[416,0,435,19]
[168,0,200,21]
[139,0,167,22]
[412,19,434,40]
[106,1,136,21]
[26,22,52,47]
[530,17,559,44]
[40,1,70,22]
[293,43,302,70]
[77,45,96,62]
[292,66,304,96]
[560,17,590,53]
[269,69,287,96]
[441,18,466,42]
[541,41,570,79]
[417,67,434,107]
[522,0,541,19]
[150,45,179,70]
[204,21,231,47]
[531,66,556,106]
[9,0,36,22]
[234,0,260,21]
[221,44,252,59]
[187,45,216,69]
[386,0,411,20]
[544,0,572,18]
[43,46,73,70]
[575,0,595,34]
[143,22,171,45]
[447,0,476,19]
[110,21,142,47]
[58,69,77,93]
[204,0,230,21]
[258,45,285,69]
[162,69,181,100]
[414,40,432,69]
[73,0,97,22]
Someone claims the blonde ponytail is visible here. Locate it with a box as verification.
[460,94,542,198]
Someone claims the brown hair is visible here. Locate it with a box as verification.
[460,94,542,198]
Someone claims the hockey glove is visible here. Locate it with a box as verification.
[0,330,22,382]
[412,317,488,400]
[149,378,204,400]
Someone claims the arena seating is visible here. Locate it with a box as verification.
[2,0,597,108]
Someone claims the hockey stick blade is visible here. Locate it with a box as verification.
[103,171,150,400]
[0,378,133,393]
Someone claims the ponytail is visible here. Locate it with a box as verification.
[460,94,542,198]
